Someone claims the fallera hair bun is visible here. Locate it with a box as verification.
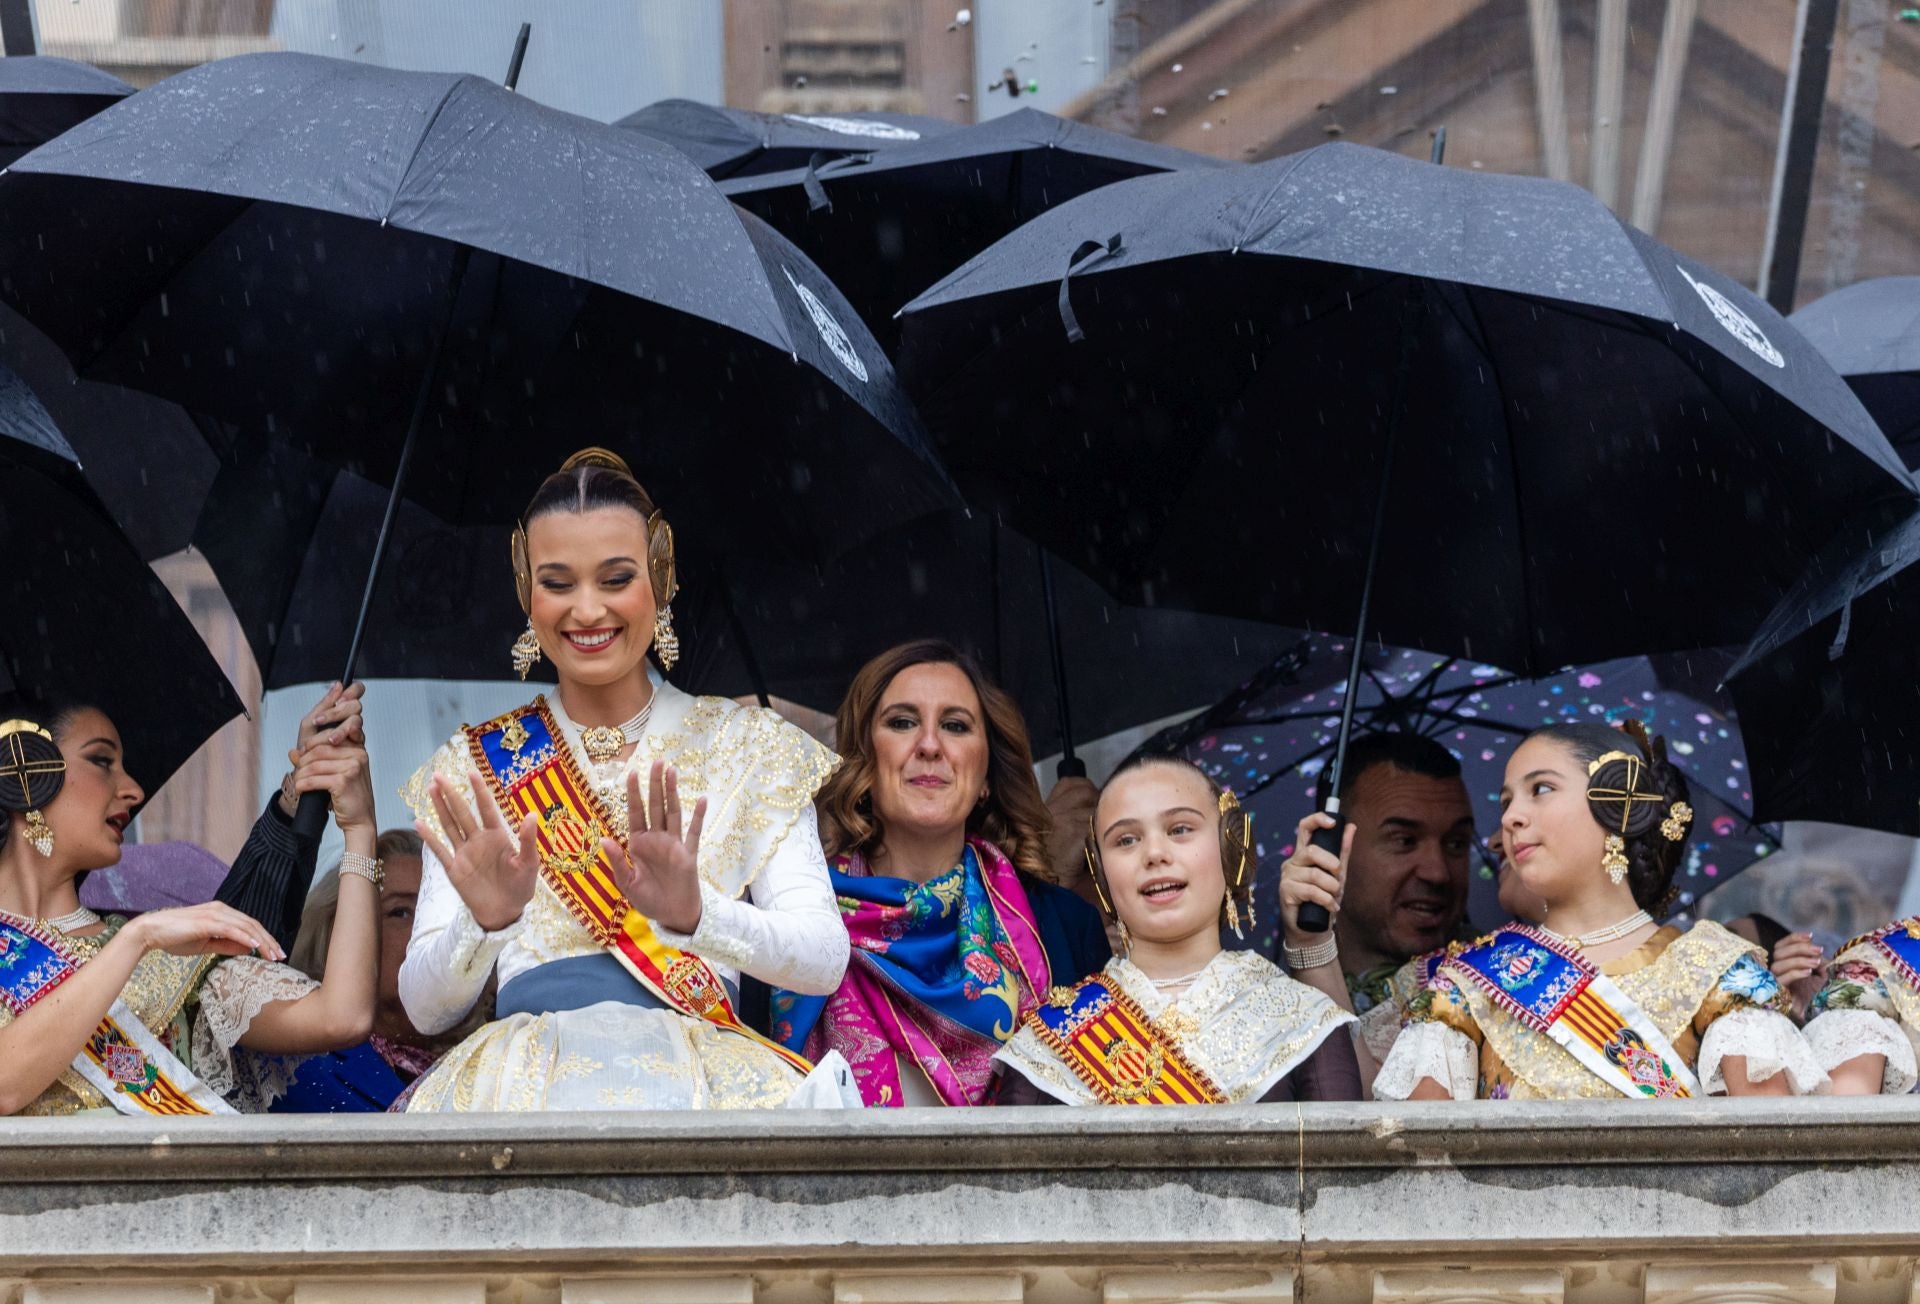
[0,720,66,814]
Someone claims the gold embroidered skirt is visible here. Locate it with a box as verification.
[403,1000,858,1112]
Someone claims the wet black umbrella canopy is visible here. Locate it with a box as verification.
[0,364,242,796]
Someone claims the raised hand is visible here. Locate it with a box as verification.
[416,772,541,932]
[602,760,706,935]
[290,738,376,836]
[131,902,283,961]
[278,682,367,817]
[1280,812,1354,953]
[1770,932,1827,1022]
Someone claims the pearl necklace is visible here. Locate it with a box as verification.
[1143,964,1213,990]
[576,698,654,764]
[0,904,99,935]
[1541,909,1653,949]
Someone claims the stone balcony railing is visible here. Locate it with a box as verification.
[4,1099,1920,1304]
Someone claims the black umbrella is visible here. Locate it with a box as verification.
[1791,277,1920,469]
[0,56,131,168]
[0,303,217,560]
[615,99,956,179]
[0,56,204,560]
[721,106,1223,348]
[0,362,243,794]
[0,52,953,836]
[193,433,1299,757]
[1145,634,1776,940]
[898,142,1915,925]
[1726,501,1920,837]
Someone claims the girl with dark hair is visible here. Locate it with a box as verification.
[1374,721,1825,1100]
[773,640,1109,1107]
[397,449,855,1112]
[993,755,1359,1105]
[0,696,380,1116]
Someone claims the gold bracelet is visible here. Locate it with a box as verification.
[338,852,385,887]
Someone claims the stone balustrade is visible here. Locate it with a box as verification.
[3,1099,1919,1304]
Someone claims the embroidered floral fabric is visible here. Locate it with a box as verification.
[994,951,1356,1104]
[402,1001,859,1112]
[1380,922,1821,1099]
[398,683,849,1040]
[772,839,1051,1107]
[1805,940,1920,1093]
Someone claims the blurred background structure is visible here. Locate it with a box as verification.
[5,0,1916,934]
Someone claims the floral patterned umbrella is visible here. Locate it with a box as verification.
[1148,634,1778,949]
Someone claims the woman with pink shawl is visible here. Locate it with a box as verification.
[772,641,1110,1106]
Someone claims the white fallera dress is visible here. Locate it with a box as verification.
[398,680,858,1111]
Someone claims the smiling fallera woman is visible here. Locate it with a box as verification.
[1371,722,1826,1101]
[397,448,855,1111]
[0,695,380,1116]
[990,754,1359,1105]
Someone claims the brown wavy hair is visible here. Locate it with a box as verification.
[817,639,1058,883]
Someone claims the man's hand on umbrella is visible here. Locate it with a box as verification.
[417,773,540,933]
[602,761,706,936]
[278,682,367,817]
[1280,812,1353,951]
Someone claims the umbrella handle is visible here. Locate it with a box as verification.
[1296,807,1345,934]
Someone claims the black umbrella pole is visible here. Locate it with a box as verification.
[1039,551,1085,780]
[1296,291,1420,933]
[716,568,773,709]
[291,248,473,843]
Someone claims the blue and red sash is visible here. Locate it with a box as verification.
[1443,924,1697,1099]
[466,698,813,1075]
[1847,918,1920,995]
[1023,974,1226,1105]
[0,916,233,1115]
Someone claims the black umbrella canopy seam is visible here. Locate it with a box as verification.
[896,142,1917,678]
[0,53,954,553]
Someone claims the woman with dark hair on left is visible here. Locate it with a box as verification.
[773,639,1110,1107]
[0,693,380,1116]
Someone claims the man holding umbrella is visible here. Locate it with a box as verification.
[1278,733,1476,1012]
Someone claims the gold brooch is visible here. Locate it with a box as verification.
[500,717,531,755]
[580,725,627,764]
[1660,801,1694,842]
[540,807,603,876]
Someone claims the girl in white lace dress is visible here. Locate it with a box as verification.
[0,693,380,1116]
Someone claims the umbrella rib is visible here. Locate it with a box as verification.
[385,78,471,223]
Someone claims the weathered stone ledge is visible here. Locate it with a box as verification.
[4,1100,1920,1302]
[3,1097,1918,1182]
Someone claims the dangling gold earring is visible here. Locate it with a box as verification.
[1224,895,1244,941]
[1116,919,1133,955]
[1601,834,1630,886]
[24,809,53,858]
[652,604,679,671]
[510,620,542,680]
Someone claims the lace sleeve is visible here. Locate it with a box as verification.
[189,956,321,1113]
[1696,1005,1829,1096]
[1372,1020,1477,1100]
[1804,1009,1920,1094]
[1355,997,1408,1065]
